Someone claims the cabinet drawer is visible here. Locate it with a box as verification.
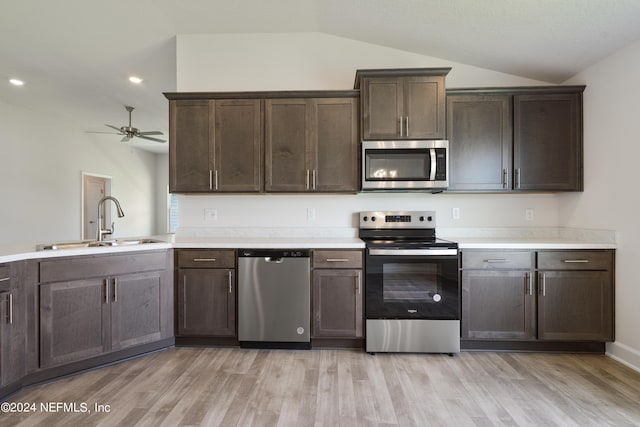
[538,250,612,270]
[313,250,363,269]
[178,250,235,269]
[462,251,534,270]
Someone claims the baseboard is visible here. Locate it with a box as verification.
[606,341,640,373]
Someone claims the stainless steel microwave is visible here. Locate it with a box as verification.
[361,140,449,191]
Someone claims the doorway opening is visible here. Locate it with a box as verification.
[82,172,112,240]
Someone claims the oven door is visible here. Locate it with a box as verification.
[365,248,459,320]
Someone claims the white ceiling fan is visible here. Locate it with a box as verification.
[89,106,166,143]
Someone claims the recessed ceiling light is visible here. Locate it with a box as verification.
[9,78,24,86]
[129,76,143,84]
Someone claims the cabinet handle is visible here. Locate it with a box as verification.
[399,117,404,137]
[228,271,233,294]
[563,259,590,263]
[104,279,109,304]
[306,170,310,190]
[113,278,118,302]
[325,258,350,262]
[483,259,509,263]
[209,170,213,190]
[193,258,217,262]
[503,168,509,189]
[312,169,317,190]
[0,277,9,282]
[525,273,532,295]
[515,168,521,189]
[405,116,409,136]
[4,293,13,325]
[215,170,219,191]
[540,273,546,297]
[356,271,361,295]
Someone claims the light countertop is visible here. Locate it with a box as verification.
[0,227,617,264]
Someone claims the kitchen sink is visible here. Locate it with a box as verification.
[37,238,164,251]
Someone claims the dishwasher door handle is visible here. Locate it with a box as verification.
[264,257,284,263]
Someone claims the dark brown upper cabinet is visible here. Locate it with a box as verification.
[446,86,584,192]
[168,98,263,193]
[447,95,513,191]
[354,68,450,140]
[166,91,359,194]
[265,97,359,192]
[514,93,583,191]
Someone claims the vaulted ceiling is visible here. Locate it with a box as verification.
[2,0,640,153]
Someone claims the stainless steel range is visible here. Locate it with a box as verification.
[359,211,460,354]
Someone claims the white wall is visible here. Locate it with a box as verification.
[0,101,159,245]
[562,39,640,370]
[175,32,560,231]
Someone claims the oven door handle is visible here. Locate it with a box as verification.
[368,248,458,256]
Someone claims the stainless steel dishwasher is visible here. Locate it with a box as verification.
[238,249,311,349]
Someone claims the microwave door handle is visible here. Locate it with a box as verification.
[429,148,437,180]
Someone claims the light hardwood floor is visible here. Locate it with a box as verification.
[3,347,640,426]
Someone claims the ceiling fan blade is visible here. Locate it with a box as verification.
[136,135,166,143]
[136,131,164,136]
[85,131,122,135]
[105,124,123,132]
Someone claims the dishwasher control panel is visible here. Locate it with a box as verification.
[238,249,310,258]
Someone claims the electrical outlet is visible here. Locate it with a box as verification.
[525,208,534,221]
[452,207,460,220]
[204,208,218,221]
[307,208,316,221]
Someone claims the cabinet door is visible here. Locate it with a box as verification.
[110,270,171,351]
[447,95,512,191]
[40,279,108,368]
[178,269,236,337]
[538,271,613,341]
[312,269,363,338]
[461,270,535,340]
[265,99,311,191]
[213,99,263,192]
[312,98,359,192]
[404,76,446,139]
[361,77,403,140]
[514,93,582,191]
[0,291,10,386]
[0,289,24,388]
[169,99,213,192]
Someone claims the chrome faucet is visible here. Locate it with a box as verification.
[96,196,125,241]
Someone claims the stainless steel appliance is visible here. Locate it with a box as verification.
[238,249,311,349]
[360,211,460,354]
[361,140,449,191]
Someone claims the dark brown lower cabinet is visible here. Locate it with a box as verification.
[40,278,107,368]
[312,269,362,338]
[176,250,237,339]
[38,251,173,369]
[462,270,535,340]
[177,268,236,336]
[1,262,25,390]
[461,249,615,346]
[537,250,614,341]
[312,250,363,340]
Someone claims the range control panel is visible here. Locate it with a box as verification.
[359,211,436,229]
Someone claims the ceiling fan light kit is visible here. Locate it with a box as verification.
[88,105,166,143]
